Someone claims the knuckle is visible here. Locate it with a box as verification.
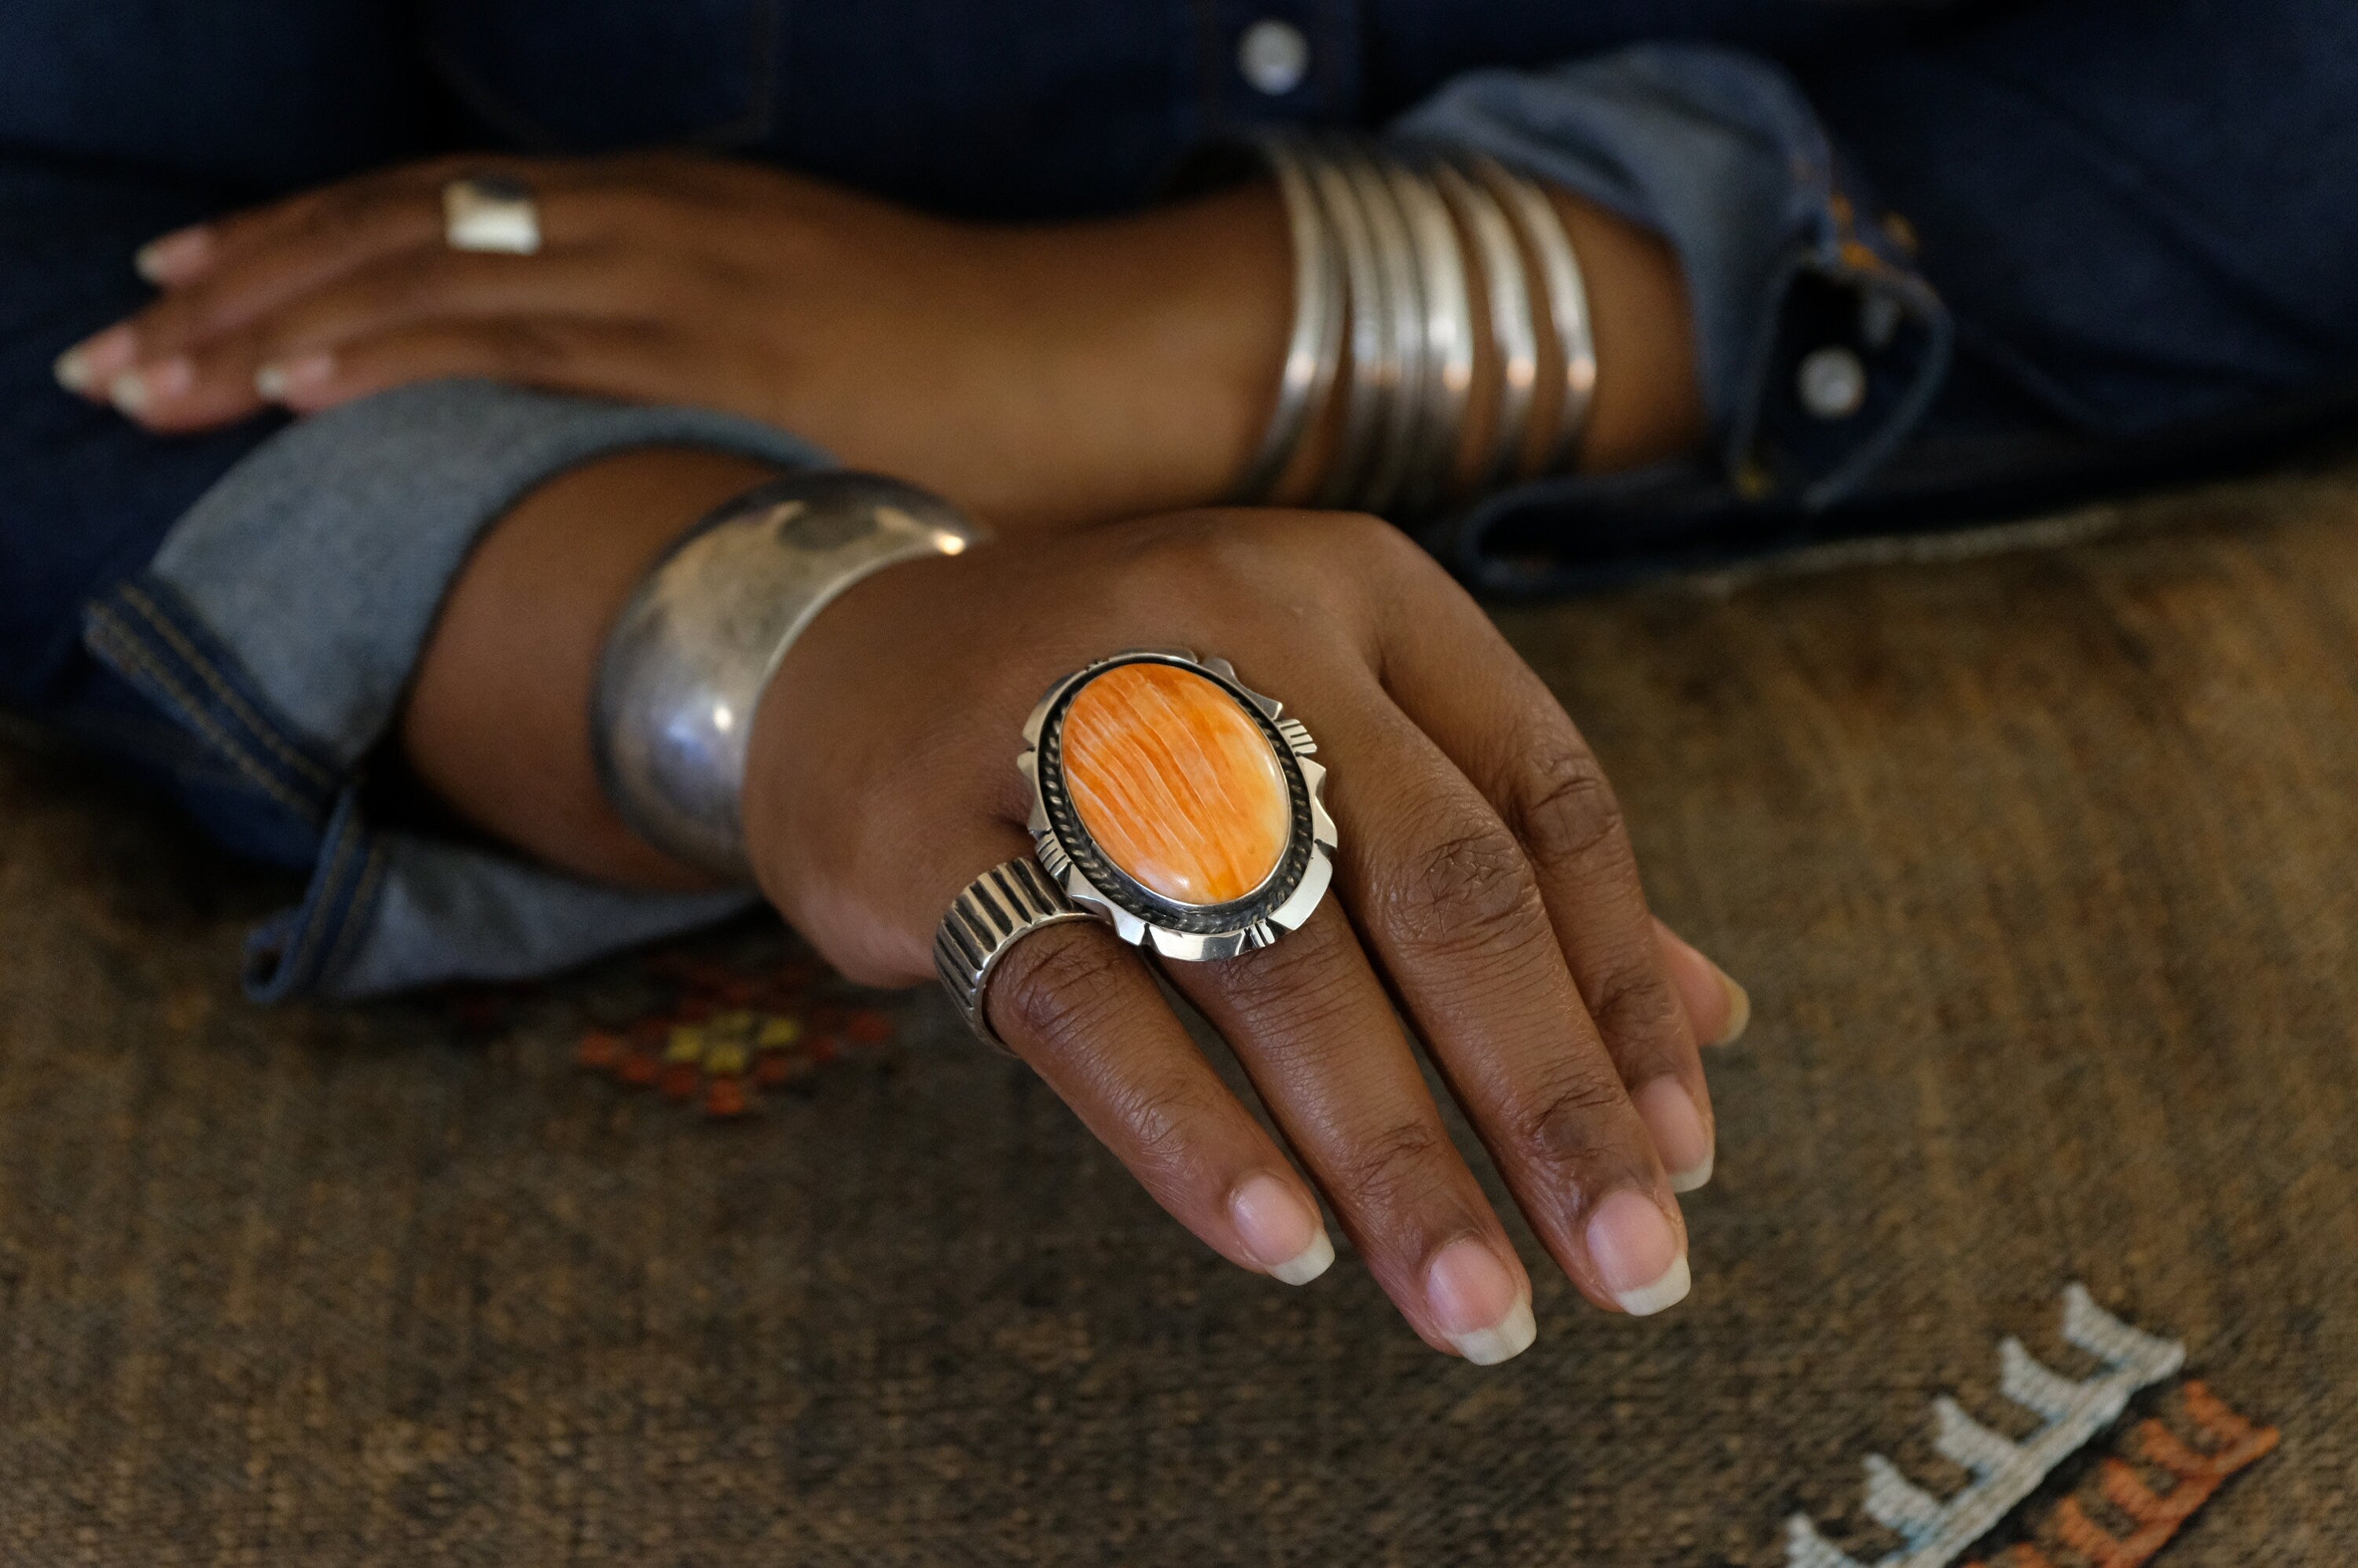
[1333,1118,1451,1206]
[1585,964,1688,1060]
[1109,1075,1221,1179]
[1508,747,1626,872]
[1382,815,1544,954]
[1511,1063,1629,1172]
[986,924,1136,1056]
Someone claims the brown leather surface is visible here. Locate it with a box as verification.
[2,464,2353,1564]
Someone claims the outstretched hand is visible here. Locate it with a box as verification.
[56,152,1293,531]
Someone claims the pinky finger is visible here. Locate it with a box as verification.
[254,318,696,414]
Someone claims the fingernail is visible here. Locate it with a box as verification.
[109,356,193,415]
[1710,964,1751,1047]
[255,351,334,402]
[1229,1173,1333,1286]
[135,226,211,285]
[57,325,138,393]
[1633,1077,1714,1193]
[1586,1189,1690,1316]
[1424,1236,1535,1365]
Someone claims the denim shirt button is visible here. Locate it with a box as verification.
[1797,345,1867,420]
[1237,19,1310,96]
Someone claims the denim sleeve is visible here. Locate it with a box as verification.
[1391,42,1949,513]
[80,380,826,1001]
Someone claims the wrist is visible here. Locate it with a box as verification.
[993,182,1291,529]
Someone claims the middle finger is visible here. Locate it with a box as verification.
[1310,666,1693,1317]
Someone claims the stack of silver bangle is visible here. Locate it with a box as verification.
[1231,134,1597,517]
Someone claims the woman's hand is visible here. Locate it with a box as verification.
[54,152,1293,531]
[743,505,1745,1363]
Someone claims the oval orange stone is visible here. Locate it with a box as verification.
[1061,662,1290,906]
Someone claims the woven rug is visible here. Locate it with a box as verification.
[2,461,2354,1565]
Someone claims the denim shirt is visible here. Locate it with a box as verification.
[5,0,2355,997]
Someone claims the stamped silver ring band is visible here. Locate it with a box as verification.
[443,173,542,255]
[935,858,1101,1052]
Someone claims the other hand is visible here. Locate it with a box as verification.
[55,152,1292,531]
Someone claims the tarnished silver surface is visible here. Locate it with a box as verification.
[934,857,1103,1052]
[593,472,988,881]
[442,174,542,255]
[1016,649,1337,964]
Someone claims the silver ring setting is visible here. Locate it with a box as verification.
[443,173,542,255]
[1019,649,1337,963]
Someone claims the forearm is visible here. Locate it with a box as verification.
[399,446,782,891]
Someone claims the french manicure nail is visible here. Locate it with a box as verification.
[135,226,211,285]
[1710,964,1751,1047]
[1425,1236,1535,1365]
[1229,1173,1333,1286]
[256,351,334,402]
[109,356,193,416]
[1586,1188,1690,1316]
[59,325,138,394]
[1633,1077,1714,1193]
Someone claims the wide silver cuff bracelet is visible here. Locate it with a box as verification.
[592,472,989,881]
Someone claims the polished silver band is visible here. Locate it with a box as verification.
[593,472,989,881]
[442,174,542,255]
[1431,159,1538,495]
[1303,147,1389,511]
[1224,135,1595,518]
[1385,156,1475,516]
[934,857,1102,1052]
[1344,145,1425,517]
[1232,139,1345,504]
[1471,154,1598,476]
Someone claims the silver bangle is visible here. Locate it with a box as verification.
[1303,145,1390,512]
[1228,134,1599,516]
[1383,156,1475,515]
[1431,158,1539,498]
[1231,138,1345,504]
[1469,155,1597,477]
[592,472,990,880]
[1336,144,1426,516]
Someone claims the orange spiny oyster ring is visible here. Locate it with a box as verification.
[936,649,1337,1047]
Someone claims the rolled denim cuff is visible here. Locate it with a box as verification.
[82,378,823,1001]
[1393,42,1952,509]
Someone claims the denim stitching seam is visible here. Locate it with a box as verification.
[83,607,323,821]
[113,583,340,791]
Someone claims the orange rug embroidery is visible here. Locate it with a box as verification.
[1969,1382,2278,1568]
